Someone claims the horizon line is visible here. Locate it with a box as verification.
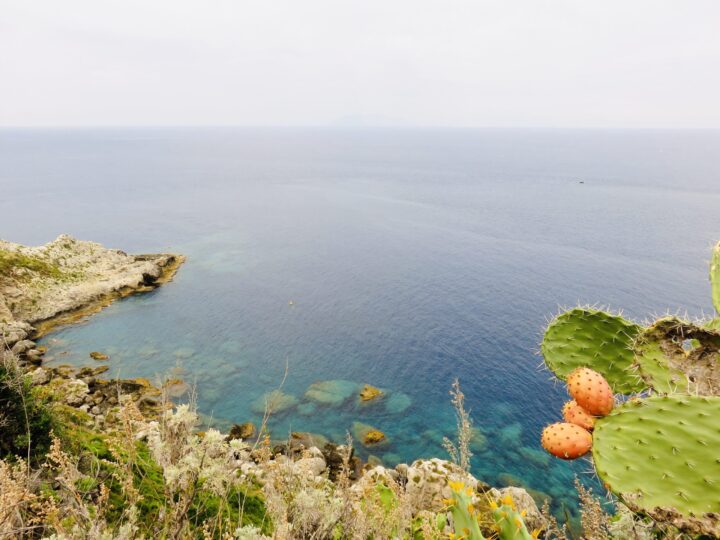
[1,124,720,131]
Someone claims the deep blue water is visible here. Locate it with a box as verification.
[2,128,719,518]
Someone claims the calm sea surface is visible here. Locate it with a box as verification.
[2,128,719,517]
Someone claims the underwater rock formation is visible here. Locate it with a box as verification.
[304,379,358,406]
[352,422,387,446]
[251,389,299,415]
[359,384,383,401]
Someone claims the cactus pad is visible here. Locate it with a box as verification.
[711,241,720,314]
[633,317,720,395]
[593,395,720,537]
[541,308,644,393]
[491,497,534,540]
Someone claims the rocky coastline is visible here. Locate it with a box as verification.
[0,235,547,535]
[0,235,184,428]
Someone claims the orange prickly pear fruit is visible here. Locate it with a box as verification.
[541,422,592,460]
[562,400,596,430]
[567,367,614,416]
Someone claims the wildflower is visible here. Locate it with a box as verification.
[448,480,465,492]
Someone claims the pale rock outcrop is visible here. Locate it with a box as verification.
[0,234,182,325]
[64,379,90,406]
[294,456,327,477]
[30,367,51,386]
[397,458,480,511]
[350,465,398,500]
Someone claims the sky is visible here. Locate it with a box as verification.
[1,1,719,128]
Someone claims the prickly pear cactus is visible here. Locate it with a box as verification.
[592,395,720,537]
[541,308,645,393]
[447,481,486,539]
[711,241,720,314]
[491,496,535,540]
[632,317,720,396]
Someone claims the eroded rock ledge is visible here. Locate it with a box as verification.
[0,234,184,347]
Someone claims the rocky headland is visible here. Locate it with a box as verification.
[0,234,184,353]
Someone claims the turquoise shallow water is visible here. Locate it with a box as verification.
[2,127,719,519]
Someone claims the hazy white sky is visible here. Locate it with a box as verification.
[1,1,719,128]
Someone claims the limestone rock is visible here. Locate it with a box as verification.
[11,339,35,355]
[351,466,398,499]
[398,458,482,512]
[30,367,50,385]
[0,235,183,325]
[25,350,44,364]
[293,456,327,477]
[0,321,32,348]
[65,379,90,406]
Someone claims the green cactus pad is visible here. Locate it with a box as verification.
[541,308,645,393]
[711,241,720,314]
[633,317,720,396]
[491,502,534,540]
[448,485,486,539]
[593,395,720,537]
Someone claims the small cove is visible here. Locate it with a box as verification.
[3,127,719,519]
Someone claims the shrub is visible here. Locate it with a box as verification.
[0,360,54,463]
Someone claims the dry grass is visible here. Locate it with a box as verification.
[442,379,473,473]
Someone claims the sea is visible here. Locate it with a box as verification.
[2,127,719,519]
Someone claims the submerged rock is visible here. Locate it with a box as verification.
[382,452,402,467]
[173,347,195,359]
[304,379,358,407]
[518,446,550,468]
[137,344,160,358]
[251,389,299,415]
[359,384,383,402]
[470,426,488,452]
[385,392,412,414]
[297,402,317,416]
[352,422,387,446]
[498,422,523,446]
